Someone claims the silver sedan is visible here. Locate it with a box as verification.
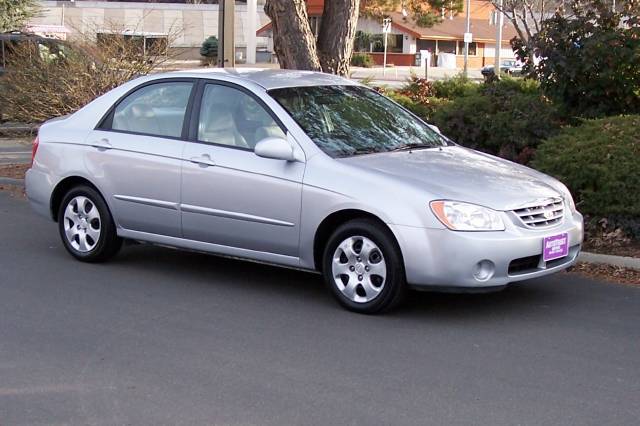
[26,69,583,313]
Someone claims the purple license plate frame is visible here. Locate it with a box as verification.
[542,232,569,262]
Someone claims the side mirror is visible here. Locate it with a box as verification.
[428,124,442,135]
[254,137,296,161]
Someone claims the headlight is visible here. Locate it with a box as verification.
[430,200,505,231]
[559,184,577,213]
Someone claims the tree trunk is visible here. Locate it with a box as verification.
[264,0,321,71]
[317,0,361,76]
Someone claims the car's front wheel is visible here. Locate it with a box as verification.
[322,219,406,314]
[57,185,122,262]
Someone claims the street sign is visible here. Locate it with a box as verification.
[464,32,473,43]
[382,18,392,34]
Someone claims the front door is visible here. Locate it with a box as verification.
[180,82,304,257]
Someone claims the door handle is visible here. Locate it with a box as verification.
[189,154,216,167]
[91,138,112,150]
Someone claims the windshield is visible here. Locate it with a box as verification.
[268,85,451,158]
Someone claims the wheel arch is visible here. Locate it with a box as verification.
[312,209,402,273]
[50,176,104,222]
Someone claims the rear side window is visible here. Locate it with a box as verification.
[111,82,193,138]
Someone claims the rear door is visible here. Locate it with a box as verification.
[85,79,195,237]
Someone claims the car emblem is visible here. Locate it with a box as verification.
[544,210,554,219]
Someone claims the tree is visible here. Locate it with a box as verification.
[200,35,219,64]
[529,0,640,117]
[490,0,561,65]
[0,0,40,32]
[264,0,463,75]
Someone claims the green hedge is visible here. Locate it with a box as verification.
[351,53,373,68]
[430,77,562,163]
[387,92,450,122]
[533,116,640,227]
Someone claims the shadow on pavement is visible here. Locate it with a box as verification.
[111,243,562,320]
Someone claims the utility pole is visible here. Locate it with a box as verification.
[246,0,257,64]
[217,0,235,68]
[463,0,471,77]
[494,0,504,78]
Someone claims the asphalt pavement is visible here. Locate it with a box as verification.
[1,192,639,426]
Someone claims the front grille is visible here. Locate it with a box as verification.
[513,198,564,229]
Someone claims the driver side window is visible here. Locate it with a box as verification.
[197,84,285,149]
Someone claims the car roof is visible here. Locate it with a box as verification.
[170,68,357,90]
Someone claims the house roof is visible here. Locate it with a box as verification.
[256,11,517,43]
[389,11,518,42]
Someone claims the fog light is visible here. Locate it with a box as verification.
[474,260,495,282]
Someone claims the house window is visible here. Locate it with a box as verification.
[437,40,456,54]
[457,41,477,56]
[308,16,322,37]
[417,39,436,53]
[371,34,403,53]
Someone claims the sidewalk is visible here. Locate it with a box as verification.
[350,65,483,81]
[0,137,32,165]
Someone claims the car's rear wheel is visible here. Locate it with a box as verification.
[322,219,406,314]
[57,185,122,262]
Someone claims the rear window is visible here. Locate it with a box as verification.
[110,82,193,138]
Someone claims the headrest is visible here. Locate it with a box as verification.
[130,103,155,119]
[205,109,235,132]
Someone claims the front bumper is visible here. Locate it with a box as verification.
[390,211,583,290]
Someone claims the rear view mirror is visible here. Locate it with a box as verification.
[254,137,296,161]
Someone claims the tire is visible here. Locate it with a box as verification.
[322,218,406,314]
[57,185,122,262]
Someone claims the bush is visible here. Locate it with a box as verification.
[430,74,479,99]
[351,52,373,68]
[430,77,562,163]
[200,35,218,64]
[387,92,450,122]
[533,116,640,226]
[0,25,179,123]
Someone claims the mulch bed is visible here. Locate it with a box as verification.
[569,262,640,286]
[0,163,29,180]
[0,183,25,198]
[582,242,640,259]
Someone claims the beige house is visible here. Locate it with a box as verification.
[29,0,272,63]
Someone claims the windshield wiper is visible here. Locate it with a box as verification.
[388,143,437,152]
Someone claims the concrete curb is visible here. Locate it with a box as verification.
[578,251,640,271]
[0,177,24,187]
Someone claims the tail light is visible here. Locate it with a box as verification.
[31,136,39,167]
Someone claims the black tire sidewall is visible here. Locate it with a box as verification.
[322,219,405,314]
[57,185,119,262]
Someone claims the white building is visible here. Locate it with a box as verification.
[29,0,272,63]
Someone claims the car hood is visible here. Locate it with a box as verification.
[338,146,563,211]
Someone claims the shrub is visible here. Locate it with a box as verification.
[200,35,218,65]
[430,77,562,163]
[430,74,479,99]
[350,52,373,68]
[533,116,640,227]
[396,75,436,104]
[0,25,180,123]
[387,92,450,122]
